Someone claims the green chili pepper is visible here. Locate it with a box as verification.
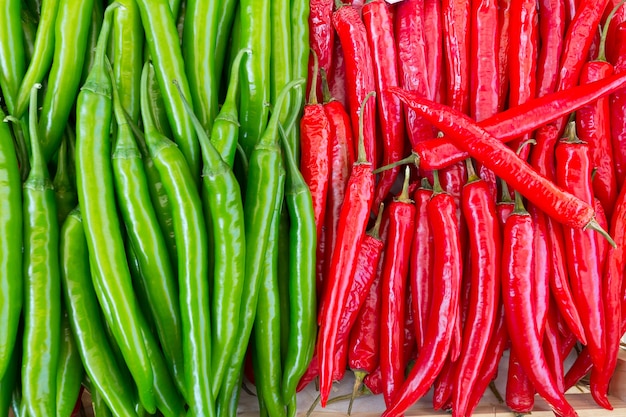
[21,82,61,417]
[81,0,103,84]
[145,62,174,138]
[60,210,139,417]
[92,386,114,417]
[20,6,37,65]
[55,311,84,417]
[279,126,317,413]
[217,78,305,417]
[177,78,247,398]
[277,208,291,360]
[270,0,292,126]
[211,48,248,167]
[213,0,237,85]
[135,0,200,178]
[14,0,60,118]
[183,0,219,130]
[140,62,213,417]
[38,0,94,160]
[238,0,271,156]
[53,134,78,225]
[0,0,25,115]
[0,110,22,380]
[112,0,143,123]
[110,65,186,398]
[0,333,20,417]
[74,6,156,412]
[252,167,287,417]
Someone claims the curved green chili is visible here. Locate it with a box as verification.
[111,64,186,399]
[60,210,139,417]
[253,167,287,417]
[135,0,200,178]
[0,0,25,115]
[74,6,156,412]
[140,63,213,416]
[56,311,84,417]
[21,83,61,417]
[279,127,317,412]
[0,110,22,380]
[177,79,247,398]
[213,0,238,86]
[238,0,271,156]
[270,0,292,126]
[20,6,37,65]
[53,134,78,225]
[217,78,305,417]
[38,0,94,160]
[0,327,20,417]
[80,0,103,84]
[211,48,248,167]
[183,0,219,130]
[14,0,60,118]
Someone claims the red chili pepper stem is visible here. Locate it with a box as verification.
[431,169,443,195]
[357,91,376,164]
[309,50,320,105]
[321,69,333,104]
[465,159,479,183]
[597,0,626,62]
[499,177,513,204]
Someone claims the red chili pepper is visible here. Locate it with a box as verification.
[432,357,456,411]
[363,365,383,396]
[497,0,512,112]
[329,37,347,108]
[529,203,550,336]
[605,0,626,64]
[466,303,508,416]
[543,300,566,393]
[380,170,415,406]
[564,0,577,24]
[308,0,334,101]
[390,88,604,233]
[333,206,384,384]
[395,0,435,149]
[507,0,538,161]
[381,171,462,417]
[589,184,626,410]
[317,93,375,407]
[409,179,433,350]
[363,0,406,211]
[332,3,377,165]
[537,0,566,98]
[470,0,499,122]
[577,62,618,220]
[501,191,577,417]
[399,71,626,171]
[595,198,610,278]
[505,353,535,413]
[609,22,626,188]
[424,0,444,103]
[442,0,471,115]
[555,129,607,376]
[452,160,501,417]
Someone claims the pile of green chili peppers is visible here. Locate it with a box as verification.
[0,0,315,416]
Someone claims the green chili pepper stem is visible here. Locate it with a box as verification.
[83,3,120,95]
[258,79,306,148]
[597,0,626,62]
[396,166,412,203]
[222,49,250,116]
[367,203,385,240]
[356,91,376,164]
[278,124,308,195]
[308,51,320,105]
[27,84,46,181]
[432,170,444,195]
[465,158,480,183]
[0,0,25,115]
[373,152,420,174]
[499,178,513,203]
[512,191,529,215]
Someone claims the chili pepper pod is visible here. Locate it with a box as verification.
[381,171,462,417]
[55,310,84,417]
[380,168,415,406]
[424,0,444,103]
[442,0,471,115]
[452,160,501,417]
[496,0,512,112]
[0,0,25,116]
[536,0,565,98]
[501,192,578,417]
[470,0,499,123]
[543,299,566,393]
[609,21,626,189]
[279,129,317,413]
[364,0,405,211]
[389,88,607,236]
[555,130,607,378]
[308,0,334,101]
[409,179,434,350]
[0,108,22,380]
[505,353,535,413]
[332,2,377,165]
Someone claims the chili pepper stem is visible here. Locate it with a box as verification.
[308,51,320,105]
[489,381,504,403]
[597,0,626,62]
[432,170,443,194]
[348,371,367,415]
[513,191,528,215]
[306,394,321,417]
[465,159,479,182]
[356,91,376,164]
[372,153,419,174]
[586,219,617,248]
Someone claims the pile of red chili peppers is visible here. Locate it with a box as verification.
[2,0,626,416]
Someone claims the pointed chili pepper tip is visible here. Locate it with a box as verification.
[586,219,617,248]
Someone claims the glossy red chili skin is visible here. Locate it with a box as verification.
[555,141,607,374]
[529,204,550,336]
[432,358,456,411]
[321,100,354,303]
[409,186,434,350]
[605,0,626,64]
[363,366,383,395]
[391,88,597,230]
[595,198,609,279]
[502,211,577,417]
[537,0,565,98]
[442,0,471,115]
[609,22,626,189]
[317,161,374,406]
[332,5,377,164]
[506,354,535,413]
[453,178,501,417]
[424,0,444,102]
[543,301,565,393]
[470,0,499,122]
[381,191,462,417]
[497,0,512,112]
[308,0,334,100]
[329,37,347,108]
[395,0,434,149]
[333,233,384,375]
[577,61,618,220]
[363,0,405,209]
[380,197,415,405]
[589,185,626,409]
